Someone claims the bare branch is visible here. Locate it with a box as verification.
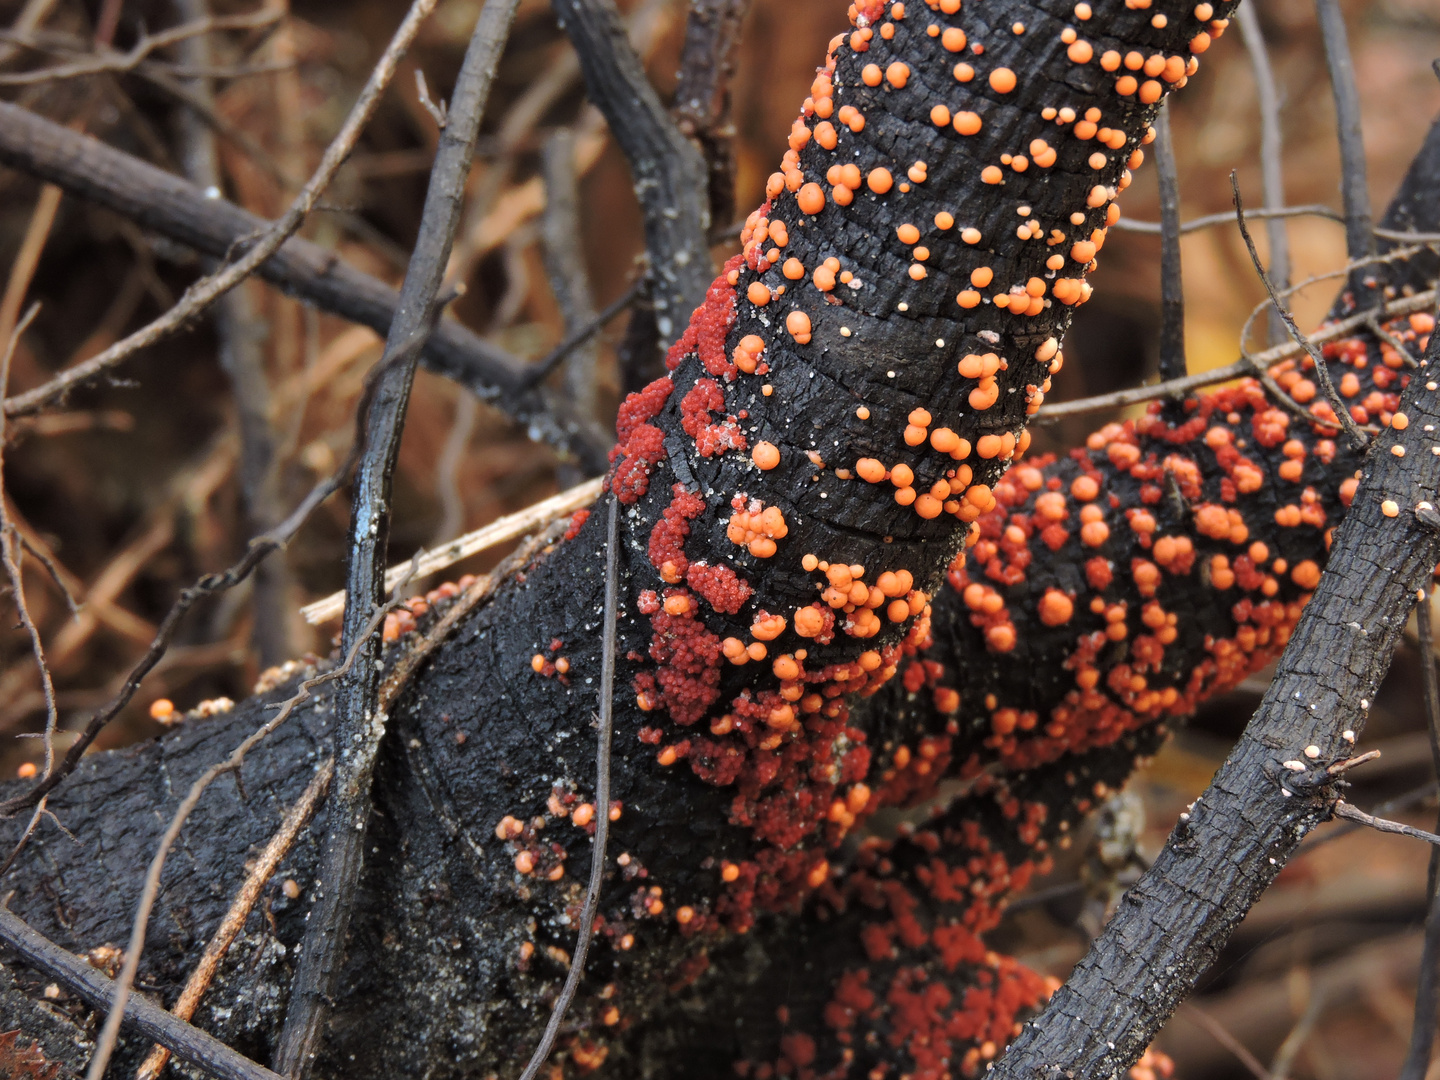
[1236,2,1290,345]
[0,8,280,86]
[0,905,283,1080]
[1154,107,1186,385]
[517,493,620,1080]
[1035,288,1437,421]
[274,5,521,1074]
[1231,173,1369,448]
[301,476,603,625]
[133,759,334,1080]
[1315,0,1375,275]
[2,0,438,420]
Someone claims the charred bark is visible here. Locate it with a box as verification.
[21,5,1438,1080]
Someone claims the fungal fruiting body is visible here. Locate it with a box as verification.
[500,0,1262,1069]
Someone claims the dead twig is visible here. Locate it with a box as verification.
[1154,107,1185,385]
[0,904,282,1080]
[1035,288,1437,421]
[84,585,408,1080]
[2,0,437,420]
[519,276,645,390]
[0,304,55,877]
[1315,0,1375,280]
[133,758,334,1080]
[1329,800,1440,846]
[273,5,521,1075]
[1236,2,1290,345]
[301,477,603,625]
[1235,172,1366,448]
[517,492,620,1080]
[0,8,280,86]
[1179,1001,1273,1080]
[540,128,600,418]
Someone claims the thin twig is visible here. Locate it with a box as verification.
[1399,593,1440,1080]
[1236,242,1437,368]
[1180,1001,1274,1080]
[1154,107,1186,385]
[1232,173,1369,447]
[414,69,447,128]
[0,304,54,877]
[273,5,521,1075]
[517,492,620,1080]
[1315,0,1375,273]
[2,0,437,419]
[1269,985,1326,1080]
[519,275,644,389]
[0,904,283,1080]
[133,758,334,1080]
[0,8,280,86]
[1035,288,1437,421]
[83,587,403,1080]
[540,128,600,418]
[301,477,603,625]
[174,0,290,668]
[1115,205,1340,235]
[1236,2,1290,345]
[1114,206,1440,245]
[1330,801,1440,846]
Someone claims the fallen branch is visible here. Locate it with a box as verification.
[300,476,603,625]
[0,102,610,471]
[990,309,1440,1080]
[0,905,282,1080]
[3,0,437,423]
[273,4,521,1074]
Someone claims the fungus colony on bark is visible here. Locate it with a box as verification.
[493,0,1393,1073]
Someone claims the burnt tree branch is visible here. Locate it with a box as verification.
[275,3,521,1074]
[0,101,610,472]
[552,0,713,346]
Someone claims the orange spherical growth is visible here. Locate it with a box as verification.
[794,606,827,638]
[728,504,789,558]
[867,168,894,194]
[989,67,1017,93]
[733,334,765,374]
[897,223,921,244]
[914,494,943,519]
[747,282,771,306]
[786,310,813,344]
[752,442,781,470]
[886,62,910,88]
[929,427,961,454]
[751,612,787,640]
[856,458,887,483]
[797,183,825,215]
[954,111,983,136]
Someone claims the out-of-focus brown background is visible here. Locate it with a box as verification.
[0,2,1438,1076]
